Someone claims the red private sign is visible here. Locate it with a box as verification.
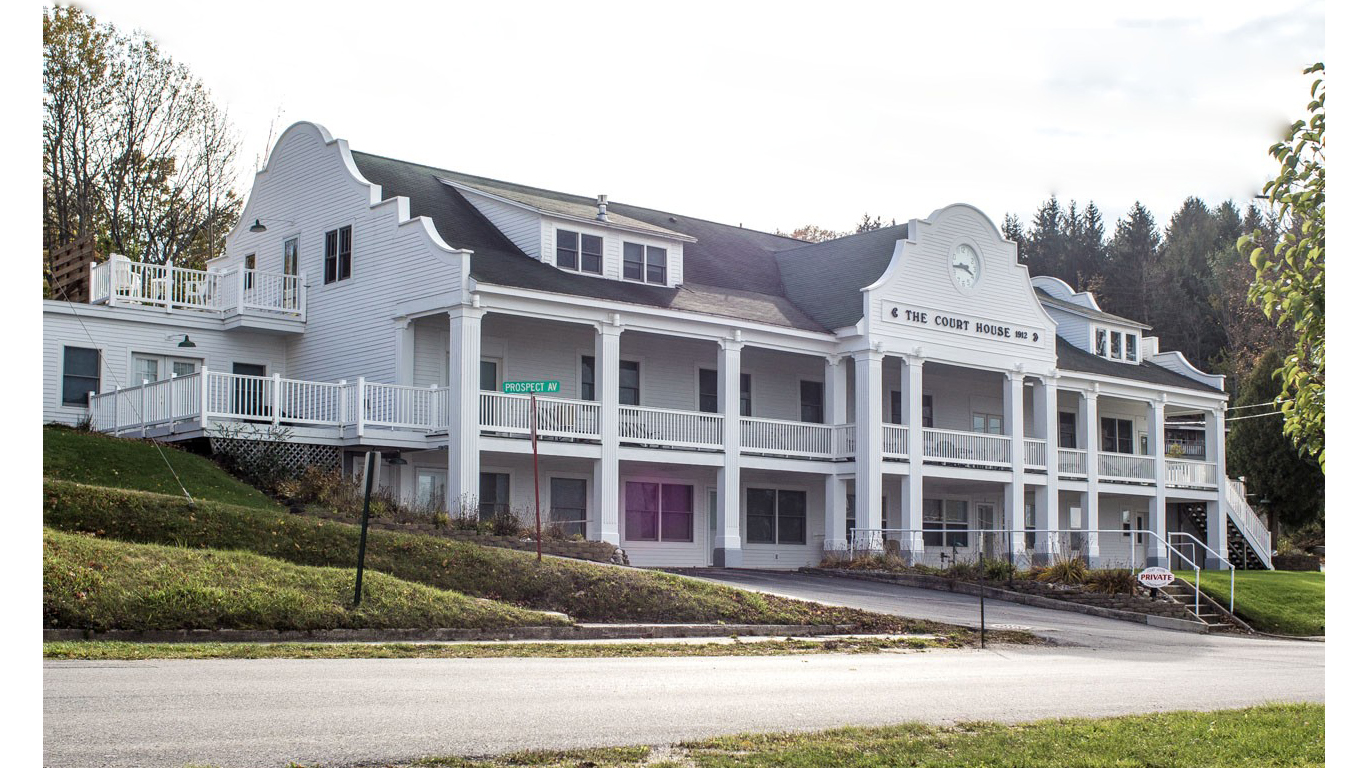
[1138,567,1175,589]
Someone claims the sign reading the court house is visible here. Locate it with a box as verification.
[1137,567,1175,589]
[503,380,561,394]
[881,302,1045,347]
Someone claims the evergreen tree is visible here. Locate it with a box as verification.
[1001,213,1027,263]
[1025,196,1065,276]
[1098,202,1161,324]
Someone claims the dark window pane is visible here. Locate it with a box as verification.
[478,472,510,521]
[1125,334,1137,361]
[581,235,603,274]
[1058,411,1077,449]
[891,390,902,424]
[623,242,644,281]
[777,490,805,545]
[619,361,639,405]
[746,488,776,544]
[480,360,498,392]
[699,369,718,413]
[624,481,659,541]
[922,394,933,428]
[324,230,338,283]
[646,246,667,284]
[62,346,100,405]
[557,230,579,269]
[1095,328,1106,355]
[338,226,352,280]
[550,477,588,538]
[1110,330,1122,359]
[799,380,824,423]
[581,356,595,400]
[1118,420,1134,454]
[740,373,752,417]
[661,484,694,543]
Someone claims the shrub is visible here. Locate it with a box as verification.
[943,561,979,581]
[982,558,1016,582]
[1038,556,1089,585]
[1087,568,1138,595]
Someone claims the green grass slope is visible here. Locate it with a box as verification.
[44,426,280,510]
[44,480,952,633]
[45,527,561,632]
[1175,569,1325,636]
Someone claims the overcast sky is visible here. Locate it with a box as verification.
[56,0,1326,236]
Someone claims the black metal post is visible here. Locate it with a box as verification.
[978,549,986,649]
[353,450,378,608]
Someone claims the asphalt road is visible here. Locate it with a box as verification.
[44,571,1326,768]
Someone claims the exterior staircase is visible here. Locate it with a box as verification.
[1178,479,1273,570]
[1161,579,1252,632]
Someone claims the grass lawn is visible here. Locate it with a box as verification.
[44,480,972,634]
[43,635,976,660]
[323,703,1324,767]
[1174,569,1324,636]
[44,527,561,631]
[43,426,281,510]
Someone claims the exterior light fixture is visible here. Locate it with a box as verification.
[248,216,296,234]
[384,452,408,466]
[165,334,196,348]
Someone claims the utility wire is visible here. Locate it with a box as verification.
[49,270,197,508]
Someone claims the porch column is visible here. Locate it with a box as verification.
[593,321,623,545]
[394,318,415,386]
[1038,375,1060,564]
[853,348,884,552]
[1206,404,1229,567]
[823,355,848,552]
[447,306,483,517]
[1147,397,1169,566]
[1003,371,1027,563]
[715,336,744,566]
[900,356,925,558]
[1079,387,1101,564]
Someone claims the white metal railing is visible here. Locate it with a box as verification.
[741,416,834,458]
[882,424,909,458]
[619,405,721,449]
[1058,448,1086,476]
[1098,451,1155,481]
[1024,438,1046,469]
[1168,531,1238,614]
[1166,459,1218,489]
[922,427,1010,468]
[478,391,601,440]
[89,257,304,319]
[1225,477,1273,567]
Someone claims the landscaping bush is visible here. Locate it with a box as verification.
[43,480,947,633]
[1086,568,1137,595]
[1038,556,1089,585]
[981,558,1016,582]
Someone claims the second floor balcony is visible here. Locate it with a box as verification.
[89,256,306,330]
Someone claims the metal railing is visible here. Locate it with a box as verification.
[1168,531,1236,615]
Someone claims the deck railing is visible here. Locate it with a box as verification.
[619,405,722,449]
[1226,477,1273,564]
[479,391,601,439]
[922,427,1011,468]
[1058,448,1087,476]
[1024,438,1046,469]
[833,425,857,459]
[1166,458,1218,489]
[741,417,835,458]
[363,382,445,431]
[882,424,909,458]
[89,372,205,434]
[1098,451,1156,481]
[90,257,304,319]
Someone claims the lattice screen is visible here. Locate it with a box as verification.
[209,437,341,474]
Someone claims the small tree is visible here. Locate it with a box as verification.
[1238,63,1325,471]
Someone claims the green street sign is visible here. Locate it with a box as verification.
[503,380,561,394]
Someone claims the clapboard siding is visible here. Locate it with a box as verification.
[460,194,542,259]
[222,123,466,386]
[42,303,289,425]
[538,218,684,287]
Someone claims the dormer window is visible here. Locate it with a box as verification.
[556,230,603,274]
[1094,325,1140,363]
[624,241,667,285]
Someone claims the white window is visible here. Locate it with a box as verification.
[623,241,667,284]
[625,481,693,542]
[972,413,1003,434]
[1094,326,1140,363]
[924,499,969,547]
[555,230,603,274]
[132,354,199,383]
[550,477,588,538]
[416,469,446,511]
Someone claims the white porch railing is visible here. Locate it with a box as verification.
[619,405,722,449]
[1166,459,1218,489]
[1098,452,1156,482]
[922,427,1011,468]
[882,424,909,458]
[363,382,446,431]
[741,417,836,458]
[1058,448,1086,476]
[1226,477,1273,566]
[89,372,205,434]
[89,257,304,319]
[1024,438,1046,469]
[833,424,857,459]
[479,391,601,440]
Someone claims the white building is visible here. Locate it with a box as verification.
[43,121,1271,571]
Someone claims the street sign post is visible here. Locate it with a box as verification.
[503,382,560,561]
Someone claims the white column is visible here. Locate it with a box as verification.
[1147,397,1169,566]
[1039,375,1060,563]
[824,475,847,552]
[395,318,415,386]
[853,349,884,552]
[825,354,847,425]
[1080,388,1101,564]
[1003,371,1027,563]
[823,355,849,553]
[715,336,744,566]
[447,306,483,518]
[593,322,623,545]
[1207,404,1229,567]
[900,356,924,558]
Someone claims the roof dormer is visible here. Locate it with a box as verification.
[1031,276,1149,365]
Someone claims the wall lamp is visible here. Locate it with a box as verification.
[383,452,408,466]
[248,217,296,233]
[166,334,196,348]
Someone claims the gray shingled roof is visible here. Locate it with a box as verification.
[1055,337,1223,393]
[774,225,907,330]
[443,178,690,239]
[1036,289,1152,330]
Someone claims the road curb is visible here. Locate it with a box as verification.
[803,569,1211,634]
[43,623,859,644]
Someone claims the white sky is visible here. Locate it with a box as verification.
[54,0,1324,235]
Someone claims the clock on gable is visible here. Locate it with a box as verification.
[950,242,982,292]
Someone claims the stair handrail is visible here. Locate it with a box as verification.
[1224,476,1273,567]
[1167,531,1235,616]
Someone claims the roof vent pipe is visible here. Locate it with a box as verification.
[596,194,609,222]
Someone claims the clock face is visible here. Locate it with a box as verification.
[951,243,981,290]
